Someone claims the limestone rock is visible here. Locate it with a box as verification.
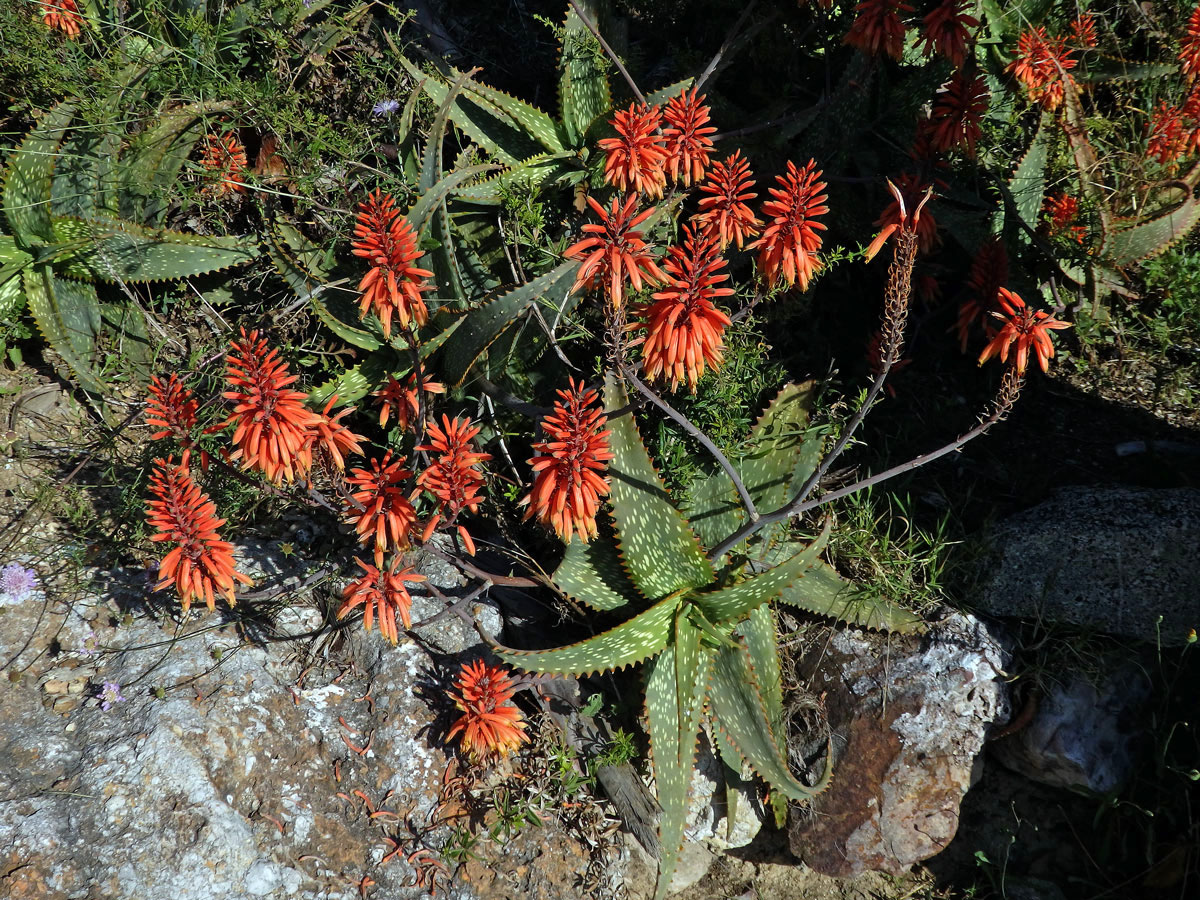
[788,612,1011,877]
[991,661,1151,793]
[976,486,1200,645]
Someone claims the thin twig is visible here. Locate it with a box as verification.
[695,1,762,93]
[620,364,758,522]
[568,0,646,105]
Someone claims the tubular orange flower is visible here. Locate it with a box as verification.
[564,194,666,309]
[308,395,365,472]
[1007,26,1077,111]
[346,451,418,563]
[920,0,978,68]
[1181,4,1200,79]
[1071,13,1097,48]
[977,288,1071,374]
[864,176,935,261]
[1147,102,1189,164]
[926,70,989,158]
[632,226,734,392]
[749,159,829,291]
[352,190,433,338]
[694,150,762,250]
[338,556,426,643]
[223,329,322,484]
[956,236,1009,352]
[416,416,492,556]
[661,87,717,187]
[40,0,82,37]
[844,0,913,60]
[1043,191,1086,244]
[521,379,614,543]
[447,660,529,761]
[372,373,445,430]
[146,374,198,444]
[599,104,668,198]
[200,132,248,197]
[146,456,251,613]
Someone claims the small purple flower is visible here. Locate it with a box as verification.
[99,682,126,711]
[372,99,400,117]
[0,563,38,603]
[78,630,99,660]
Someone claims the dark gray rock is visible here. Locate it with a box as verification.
[976,486,1200,645]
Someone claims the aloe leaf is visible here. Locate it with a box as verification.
[23,265,105,394]
[710,641,825,802]
[491,592,680,676]
[0,264,28,320]
[1078,57,1178,83]
[644,638,710,900]
[461,74,567,155]
[406,164,502,236]
[739,604,784,741]
[308,347,397,407]
[1006,110,1050,236]
[453,153,580,205]
[1103,194,1200,267]
[695,520,830,623]
[437,258,577,385]
[1060,75,1112,238]
[51,130,121,221]
[553,534,642,611]
[558,1,612,148]
[54,217,259,283]
[4,102,76,246]
[604,373,715,601]
[645,78,693,108]
[776,557,926,634]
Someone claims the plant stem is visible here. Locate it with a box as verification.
[568,0,646,105]
[620,364,759,522]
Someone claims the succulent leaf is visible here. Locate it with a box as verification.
[4,102,76,246]
[307,348,397,407]
[23,265,106,394]
[558,1,613,148]
[453,153,580,205]
[460,73,567,155]
[604,373,715,601]
[553,534,642,611]
[1103,191,1200,266]
[776,557,926,634]
[1006,110,1050,237]
[406,164,503,236]
[693,519,830,623]
[491,592,680,677]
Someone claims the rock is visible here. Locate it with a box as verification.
[41,679,68,694]
[687,731,767,850]
[976,486,1200,645]
[991,661,1151,793]
[788,612,1011,877]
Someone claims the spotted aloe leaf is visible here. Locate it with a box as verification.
[604,373,715,601]
[1102,189,1200,266]
[3,102,76,247]
[453,153,580,205]
[686,382,818,555]
[0,235,31,318]
[774,553,926,634]
[491,592,680,677]
[558,0,612,148]
[693,519,830,622]
[24,265,105,394]
[553,534,641,611]
[710,639,830,802]
[1005,109,1050,237]
[644,628,710,900]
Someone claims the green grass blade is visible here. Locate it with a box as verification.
[553,534,642,611]
[604,373,715,601]
[491,592,679,677]
[4,102,76,246]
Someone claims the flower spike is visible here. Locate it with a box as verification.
[416,416,491,556]
[447,660,529,762]
[977,288,1071,374]
[564,194,667,309]
[749,159,829,291]
[338,556,425,643]
[345,451,418,564]
[695,150,762,250]
[352,190,434,338]
[661,87,717,187]
[599,104,668,197]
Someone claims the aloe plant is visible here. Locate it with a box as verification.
[491,373,921,899]
[1,82,259,393]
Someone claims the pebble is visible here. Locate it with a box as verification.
[43,680,68,694]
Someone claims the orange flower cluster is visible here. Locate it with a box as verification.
[40,0,82,37]
[1043,192,1086,244]
[372,373,445,430]
[845,0,913,60]
[920,0,978,68]
[1071,13,1098,49]
[200,132,248,197]
[346,451,418,563]
[416,416,491,555]
[1181,4,1200,79]
[925,70,989,158]
[749,159,829,291]
[662,88,718,187]
[599,90,716,196]
[146,456,251,612]
[147,374,198,444]
[955,237,1008,352]
[632,226,733,392]
[865,175,936,261]
[694,150,761,250]
[447,660,529,761]
[223,329,324,484]
[522,380,613,543]
[352,190,433,339]
[338,556,426,643]
[978,288,1070,374]
[1145,100,1200,165]
[1007,25,1079,111]
[565,194,666,309]
[310,395,365,472]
